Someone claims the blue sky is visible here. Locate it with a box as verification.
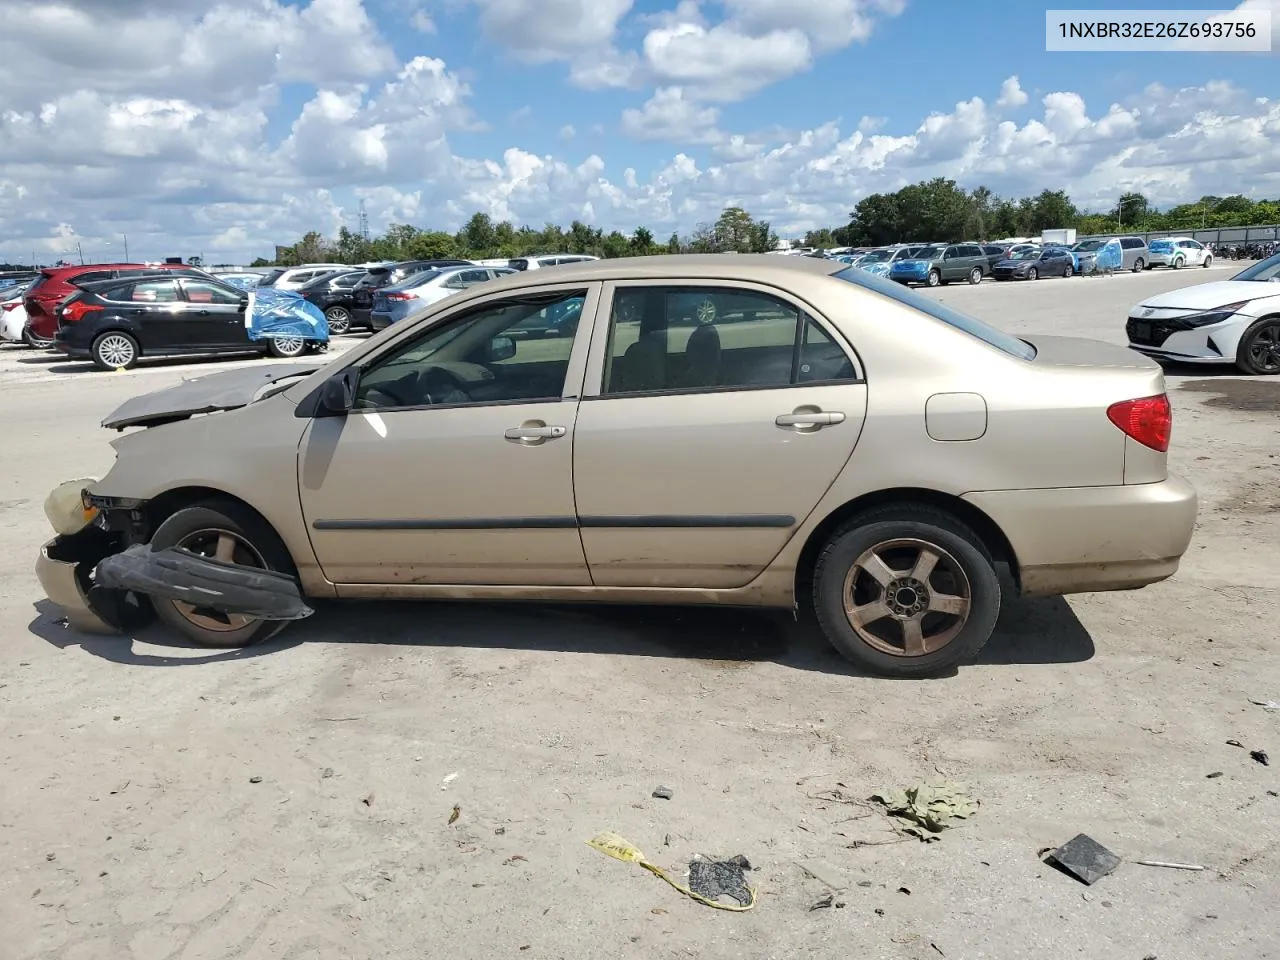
[0,0,1277,262]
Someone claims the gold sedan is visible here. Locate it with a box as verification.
[36,255,1197,677]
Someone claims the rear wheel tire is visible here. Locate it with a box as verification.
[1172,257,1184,270]
[323,306,351,335]
[968,267,983,285]
[1236,317,1280,375]
[150,501,297,648]
[926,270,941,287]
[812,506,1001,678]
[267,336,308,358]
[1063,263,1073,278]
[91,331,138,371]
[23,325,54,349]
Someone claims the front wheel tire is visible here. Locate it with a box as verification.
[1236,317,1280,375]
[150,501,298,648]
[1027,267,1038,280]
[1133,258,1145,272]
[1203,256,1213,268]
[812,506,1001,678]
[926,270,940,287]
[968,267,983,285]
[324,306,351,335]
[267,336,308,358]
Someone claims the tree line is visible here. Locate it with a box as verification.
[252,181,1280,267]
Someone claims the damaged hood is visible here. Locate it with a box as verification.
[102,364,320,430]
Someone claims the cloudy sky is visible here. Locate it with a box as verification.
[0,0,1277,264]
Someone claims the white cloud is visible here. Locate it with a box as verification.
[2,24,1278,264]
[620,87,723,143]
[997,76,1029,109]
[411,9,437,33]
[468,0,634,62]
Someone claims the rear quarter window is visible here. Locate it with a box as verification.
[833,266,1036,361]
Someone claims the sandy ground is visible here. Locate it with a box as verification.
[1,264,1278,960]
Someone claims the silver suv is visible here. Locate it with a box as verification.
[1116,236,1150,272]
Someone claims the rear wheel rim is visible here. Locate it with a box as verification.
[842,538,972,657]
[1247,323,1280,373]
[169,529,264,633]
[97,334,134,367]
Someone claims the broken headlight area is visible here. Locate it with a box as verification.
[37,524,156,634]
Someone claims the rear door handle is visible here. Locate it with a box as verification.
[505,424,567,442]
[776,411,845,427]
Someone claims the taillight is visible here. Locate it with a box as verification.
[384,292,417,301]
[61,301,103,323]
[1107,394,1172,452]
[2,302,19,312]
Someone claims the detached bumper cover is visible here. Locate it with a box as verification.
[95,544,313,620]
[35,528,153,634]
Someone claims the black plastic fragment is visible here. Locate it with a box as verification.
[1044,834,1121,885]
[94,544,313,620]
[688,858,752,906]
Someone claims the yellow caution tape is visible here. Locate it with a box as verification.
[586,831,756,911]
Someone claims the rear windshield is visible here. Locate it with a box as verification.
[833,266,1036,361]
[509,259,530,271]
[257,269,285,287]
[911,247,942,259]
[1148,240,1175,253]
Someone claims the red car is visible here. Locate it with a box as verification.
[23,263,207,346]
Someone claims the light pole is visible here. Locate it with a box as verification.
[123,233,129,261]
[1116,196,1142,233]
[1201,198,1224,229]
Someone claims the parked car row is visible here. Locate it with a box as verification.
[819,235,1233,288]
[1,253,600,371]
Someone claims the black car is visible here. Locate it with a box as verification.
[991,247,1074,281]
[297,269,365,334]
[350,259,473,328]
[52,274,323,371]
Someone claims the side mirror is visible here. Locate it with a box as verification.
[488,335,516,362]
[317,371,355,417]
[238,296,250,311]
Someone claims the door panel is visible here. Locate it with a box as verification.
[573,385,867,586]
[180,279,248,346]
[574,280,868,588]
[299,402,588,584]
[297,283,600,586]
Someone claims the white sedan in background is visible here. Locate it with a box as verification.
[1,284,31,343]
[1126,252,1280,374]
[369,265,516,330]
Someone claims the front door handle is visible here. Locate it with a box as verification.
[505,423,567,443]
[776,411,845,428]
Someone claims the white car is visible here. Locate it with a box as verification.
[507,254,600,271]
[1126,252,1280,374]
[261,264,351,291]
[0,284,31,343]
[1146,237,1213,270]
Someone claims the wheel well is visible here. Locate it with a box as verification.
[145,487,284,551]
[794,488,1020,601]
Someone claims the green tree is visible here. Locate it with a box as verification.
[405,231,458,260]
[630,226,655,255]
[666,232,682,254]
[458,213,496,255]
[804,228,836,249]
[1028,189,1078,233]
[713,206,757,252]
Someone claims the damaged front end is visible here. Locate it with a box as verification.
[35,480,154,633]
[35,481,312,636]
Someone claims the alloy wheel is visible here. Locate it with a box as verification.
[841,538,971,657]
[96,334,135,368]
[324,306,351,335]
[170,528,265,633]
[1246,322,1280,374]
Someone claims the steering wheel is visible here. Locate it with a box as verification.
[420,366,471,405]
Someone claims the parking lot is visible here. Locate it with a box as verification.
[2,263,1278,960]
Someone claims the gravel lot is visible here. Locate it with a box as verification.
[2,264,1278,960]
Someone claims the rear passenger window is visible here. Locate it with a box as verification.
[128,280,180,302]
[602,286,855,395]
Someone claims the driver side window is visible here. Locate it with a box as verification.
[353,291,587,411]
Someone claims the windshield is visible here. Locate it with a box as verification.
[833,266,1036,360]
[1231,252,1280,282]
[1012,249,1041,260]
[1073,239,1105,252]
[859,250,891,264]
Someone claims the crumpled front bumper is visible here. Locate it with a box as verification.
[35,526,152,634]
[36,536,117,634]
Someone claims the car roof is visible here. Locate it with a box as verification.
[471,254,842,294]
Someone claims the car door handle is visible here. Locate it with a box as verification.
[776,411,845,428]
[505,424,566,442]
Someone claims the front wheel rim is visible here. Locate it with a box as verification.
[169,529,265,633]
[97,335,134,367]
[1029,268,1037,280]
[970,269,981,283]
[1247,323,1280,373]
[274,336,304,354]
[928,272,939,286]
[842,538,972,657]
